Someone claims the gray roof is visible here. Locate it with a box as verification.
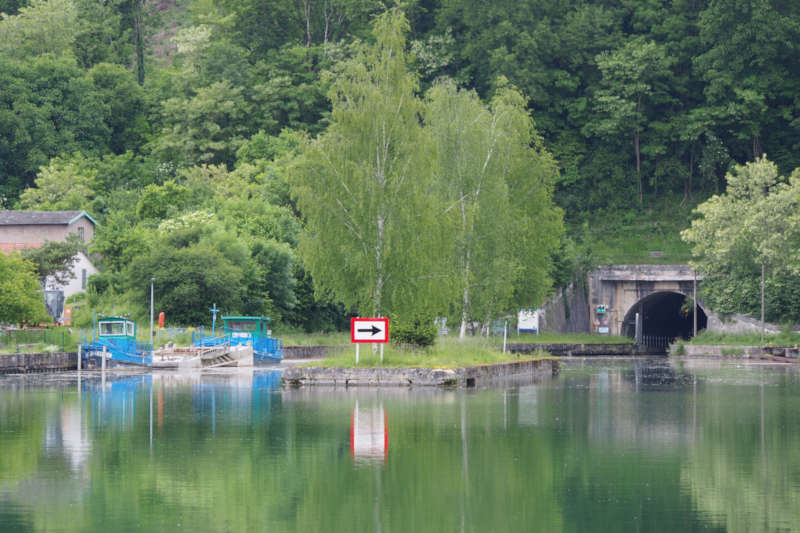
[0,210,96,226]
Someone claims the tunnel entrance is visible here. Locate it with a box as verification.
[621,291,707,343]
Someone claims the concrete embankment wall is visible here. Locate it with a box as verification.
[671,344,799,359]
[509,343,665,356]
[282,358,559,387]
[0,352,77,373]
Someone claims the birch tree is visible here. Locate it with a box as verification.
[426,79,562,337]
[293,9,442,317]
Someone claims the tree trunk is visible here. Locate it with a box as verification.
[459,194,470,339]
[683,145,694,205]
[635,94,642,205]
[374,214,384,317]
[760,262,765,345]
[459,248,470,340]
[634,129,642,205]
[323,0,330,44]
[305,0,312,47]
[134,0,145,85]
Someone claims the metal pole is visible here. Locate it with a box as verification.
[355,343,359,366]
[77,345,82,372]
[693,269,698,338]
[761,263,765,345]
[502,321,508,353]
[379,343,384,364]
[150,278,155,349]
[101,345,107,372]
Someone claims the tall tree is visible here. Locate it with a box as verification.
[695,0,800,168]
[587,37,673,205]
[682,157,800,322]
[0,252,48,324]
[0,0,76,59]
[19,153,96,210]
[294,9,442,317]
[21,233,84,290]
[0,55,110,195]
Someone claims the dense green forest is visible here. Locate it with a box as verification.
[2,0,799,328]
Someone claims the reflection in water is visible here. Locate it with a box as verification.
[1,361,799,532]
[350,402,388,463]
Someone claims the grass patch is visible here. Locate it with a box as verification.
[0,343,66,355]
[0,327,80,353]
[579,196,698,265]
[280,332,351,346]
[313,336,550,369]
[689,330,800,346]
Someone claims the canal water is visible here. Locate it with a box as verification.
[0,358,798,532]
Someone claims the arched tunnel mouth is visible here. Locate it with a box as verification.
[622,291,708,342]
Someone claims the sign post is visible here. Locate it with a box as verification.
[351,318,389,366]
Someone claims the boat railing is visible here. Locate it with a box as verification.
[191,331,228,348]
[191,331,282,360]
[252,336,283,359]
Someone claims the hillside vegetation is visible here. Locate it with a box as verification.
[1,0,798,328]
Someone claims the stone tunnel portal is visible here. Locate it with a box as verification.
[621,291,708,341]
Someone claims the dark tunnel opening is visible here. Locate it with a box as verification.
[622,292,708,341]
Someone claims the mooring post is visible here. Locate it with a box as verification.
[503,321,508,353]
[635,312,642,344]
[693,269,698,338]
[77,345,82,372]
[101,345,107,372]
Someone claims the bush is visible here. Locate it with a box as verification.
[391,314,437,348]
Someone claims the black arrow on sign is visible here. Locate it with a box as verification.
[358,325,381,336]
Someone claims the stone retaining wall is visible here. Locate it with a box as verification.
[282,358,559,387]
[509,343,665,356]
[0,352,77,374]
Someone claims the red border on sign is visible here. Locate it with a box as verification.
[351,317,389,343]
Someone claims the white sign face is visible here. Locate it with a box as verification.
[518,309,539,332]
[351,318,389,343]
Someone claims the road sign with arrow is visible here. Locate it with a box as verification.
[351,317,389,343]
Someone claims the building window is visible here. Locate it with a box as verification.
[77,227,85,241]
[81,269,87,290]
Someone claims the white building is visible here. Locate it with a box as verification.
[0,210,99,318]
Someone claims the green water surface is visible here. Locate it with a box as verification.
[0,358,798,532]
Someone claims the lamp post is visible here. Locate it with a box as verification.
[150,278,155,349]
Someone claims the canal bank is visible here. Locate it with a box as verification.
[509,342,665,356]
[0,351,77,373]
[670,344,799,360]
[282,358,559,387]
